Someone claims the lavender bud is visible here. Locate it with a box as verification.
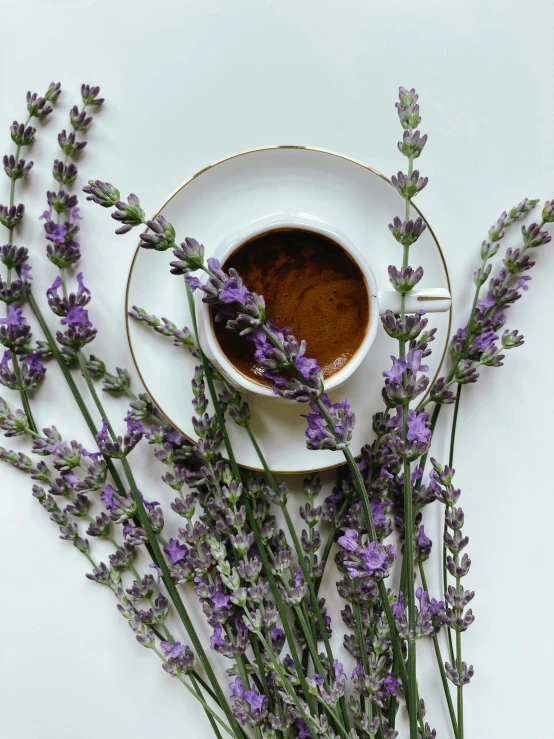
[522,222,551,248]
[10,121,36,147]
[139,215,176,252]
[85,355,106,379]
[444,529,469,554]
[445,506,464,530]
[398,86,419,107]
[229,402,251,427]
[398,129,428,159]
[112,194,145,235]
[102,367,130,393]
[388,216,427,246]
[388,265,424,293]
[3,155,33,181]
[170,237,205,273]
[429,377,456,405]
[65,493,91,518]
[26,92,52,119]
[504,197,539,224]
[0,245,28,269]
[53,159,78,186]
[86,562,111,584]
[454,360,479,384]
[82,181,119,209]
[396,96,421,130]
[501,329,524,349]
[0,204,25,229]
[173,327,195,347]
[480,343,504,367]
[69,106,93,132]
[473,263,492,286]
[480,240,500,260]
[488,215,507,243]
[0,447,32,471]
[47,189,78,215]
[1,409,30,437]
[58,130,87,156]
[81,84,104,107]
[44,82,62,103]
[390,170,428,199]
[542,199,554,223]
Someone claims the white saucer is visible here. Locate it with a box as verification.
[126,147,451,474]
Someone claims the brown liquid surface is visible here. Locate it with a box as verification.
[213,228,369,386]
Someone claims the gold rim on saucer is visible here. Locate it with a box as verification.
[125,145,452,474]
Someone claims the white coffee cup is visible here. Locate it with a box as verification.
[197,214,451,398]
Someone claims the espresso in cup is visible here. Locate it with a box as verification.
[212,228,369,386]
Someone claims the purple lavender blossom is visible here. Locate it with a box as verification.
[406,410,431,442]
[472,330,498,352]
[337,528,396,579]
[405,348,429,374]
[383,355,406,382]
[218,279,251,305]
[47,276,62,300]
[416,587,445,617]
[295,720,312,739]
[212,590,232,612]
[160,641,187,659]
[302,393,354,451]
[229,676,266,713]
[392,592,405,619]
[359,541,387,574]
[210,624,225,650]
[163,537,189,565]
[0,305,26,328]
[337,528,359,553]
[100,484,117,510]
[60,305,92,328]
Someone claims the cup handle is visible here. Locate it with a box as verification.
[377,288,451,315]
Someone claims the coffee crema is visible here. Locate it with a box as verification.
[212,228,369,386]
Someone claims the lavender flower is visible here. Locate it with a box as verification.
[112,194,145,235]
[83,180,120,207]
[163,537,189,565]
[95,416,143,458]
[229,676,268,727]
[0,204,24,229]
[391,170,428,199]
[81,85,105,107]
[3,155,33,181]
[302,394,354,451]
[337,528,396,579]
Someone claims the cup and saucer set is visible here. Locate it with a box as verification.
[126,147,451,474]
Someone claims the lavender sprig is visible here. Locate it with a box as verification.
[0,83,60,431]
[430,460,475,739]
[385,86,430,739]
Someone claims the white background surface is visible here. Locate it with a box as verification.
[1,1,553,737]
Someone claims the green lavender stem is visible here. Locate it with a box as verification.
[190,673,224,739]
